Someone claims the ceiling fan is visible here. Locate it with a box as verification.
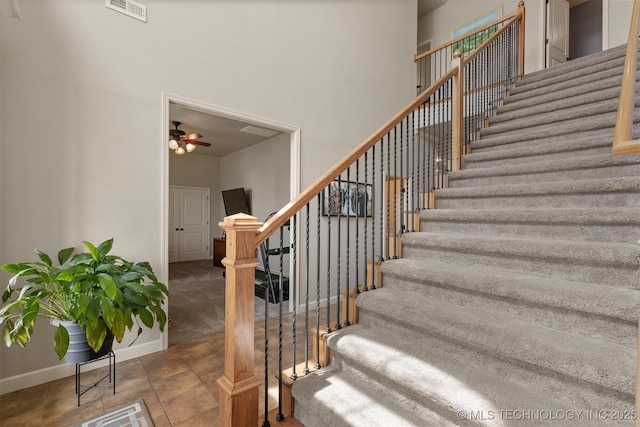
[168,121,211,155]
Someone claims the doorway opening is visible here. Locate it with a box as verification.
[545,0,604,68]
[161,92,301,349]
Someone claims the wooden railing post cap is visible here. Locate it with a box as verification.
[453,49,462,59]
[219,213,262,231]
[518,1,524,7]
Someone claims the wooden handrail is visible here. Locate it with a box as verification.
[256,67,458,246]
[613,0,640,155]
[414,8,521,63]
[462,14,521,67]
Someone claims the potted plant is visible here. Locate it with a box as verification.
[0,238,168,362]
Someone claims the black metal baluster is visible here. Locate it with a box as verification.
[276,228,284,422]
[356,159,363,291]
[386,132,391,259]
[399,120,404,236]
[410,111,415,231]
[363,151,369,292]
[262,241,271,427]
[346,165,353,318]
[303,204,310,375]
[370,144,377,290]
[379,136,385,262]
[315,194,321,370]
[325,188,332,334]
[392,127,398,258]
[290,214,298,381]
[335,176,342,331]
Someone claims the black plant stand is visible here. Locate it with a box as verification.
[75,350,116,406]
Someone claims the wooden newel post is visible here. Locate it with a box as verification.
[451,49,463,172]
[518,1,526,78]
[217,213,262,427]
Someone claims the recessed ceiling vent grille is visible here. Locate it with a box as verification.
[106,0,147,23]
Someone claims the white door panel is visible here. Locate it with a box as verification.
[547,0,570,66]
[169,186,210,262]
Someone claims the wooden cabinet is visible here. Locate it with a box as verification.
[213,238,226,268]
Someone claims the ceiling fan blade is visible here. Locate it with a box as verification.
[185,132,203,140]
[187,140,211,147]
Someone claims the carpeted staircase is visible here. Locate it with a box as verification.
[292,45,640,426]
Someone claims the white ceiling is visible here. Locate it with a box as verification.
[170,1,446,157]
[169,103,283,157]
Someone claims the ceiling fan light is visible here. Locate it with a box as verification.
[168,138,179,150]
[175,145,186,155]
[186,142,196,152]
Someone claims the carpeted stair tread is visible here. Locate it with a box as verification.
[355,287,635,398]
[477,110,633,144]
[482,97,638,138]
[490,85,627,126]
[516,43,628,85]
[320,325,603,427]
[435,176,640,209]
[463,134,613,168]
[448,153,640,188]
[420,207,640,243]
[292,362,453,427]
[400,232,640,287]
[470,113,640,152]
[501,72,631,115]
[509,56,625,97]
[380,258,639,339]
[471,127,616,153]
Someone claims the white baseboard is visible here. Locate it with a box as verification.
[295,294,339,314]
[0,339,163,395]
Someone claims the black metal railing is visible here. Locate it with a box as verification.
[415,10,522,96]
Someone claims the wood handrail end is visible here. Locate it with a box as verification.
[612,139,640,155]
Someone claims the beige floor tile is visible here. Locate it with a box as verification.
[161,386,218,425]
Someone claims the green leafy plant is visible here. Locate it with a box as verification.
[0,239,168,359]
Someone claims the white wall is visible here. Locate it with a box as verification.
[608,0,634,48]
[0,0,416,389]
[169,153,221,255]
[418,0,543,74]
[219,133,291,224]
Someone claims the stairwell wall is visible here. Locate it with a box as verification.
[0,0,417,392]
[418,0,636,75]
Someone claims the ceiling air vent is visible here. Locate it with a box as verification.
[106,0,147,23]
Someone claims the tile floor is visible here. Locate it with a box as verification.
[0,261,308,427]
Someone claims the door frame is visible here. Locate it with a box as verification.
[540,0,609,69]
[160,91,301,350]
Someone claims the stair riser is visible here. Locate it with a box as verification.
[420,220,640,245]
[491,86,625,126]
[506,68,623,106]
[479,111,619,142]
[482,98,631,139]
[435,191,640,210]
[448,163,640,188]
[505,75,624,114]
[400,244,639,288]
[382,274,636,348]
[471,116,631,153]
[517,44,628,86]
[462,142,611,169]
[357,308,634,408]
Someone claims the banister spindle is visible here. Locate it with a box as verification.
[303,204,310,375]
[315,194,321,370]
[290,214,298,380]
[325,190,332,334]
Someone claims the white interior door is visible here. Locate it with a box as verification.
[547,0,570,67]
[169,186,210,262]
